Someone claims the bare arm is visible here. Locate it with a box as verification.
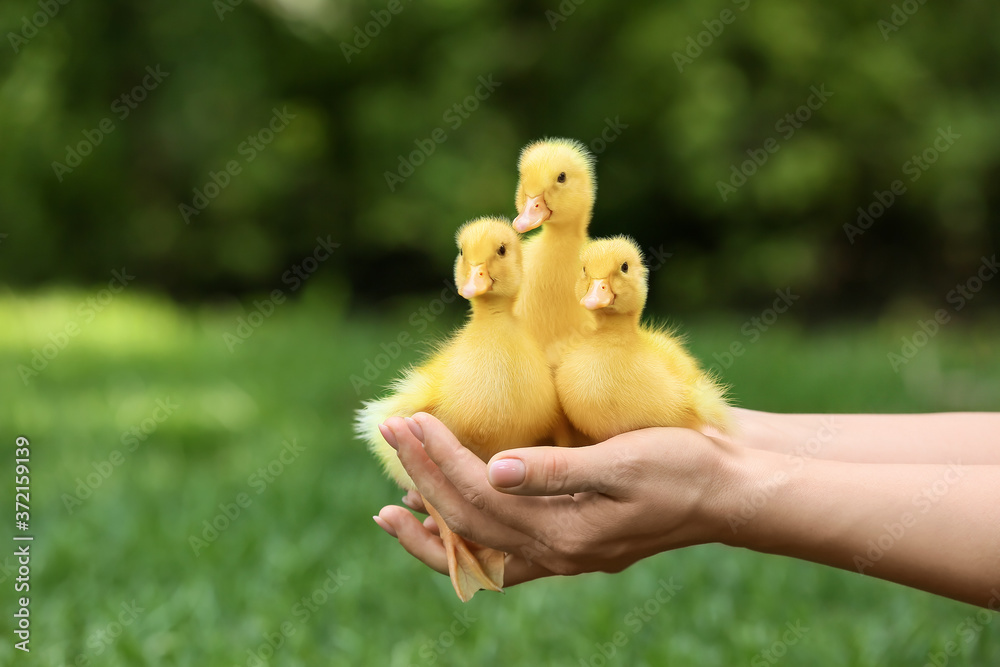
[376,413,1000,608]
[729,409,1000,464]
[722,446,1000,606]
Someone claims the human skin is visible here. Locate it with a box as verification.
[373,411,1000,608]
[726,408,1000,464]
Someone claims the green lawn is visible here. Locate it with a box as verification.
[1,289,998,666]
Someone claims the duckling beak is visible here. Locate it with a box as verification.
[459,264,493,299]
[581,279,614,310]
[513,194,551,233]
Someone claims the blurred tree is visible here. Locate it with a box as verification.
[0,0,997,317]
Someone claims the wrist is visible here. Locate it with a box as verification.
[709,443,788,550]
[729,408,794,452]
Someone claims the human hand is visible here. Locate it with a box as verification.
[374,413,739,586]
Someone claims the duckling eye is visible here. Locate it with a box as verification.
[497,244,506,257]
[557,172,566,183]
[621,262,629,273]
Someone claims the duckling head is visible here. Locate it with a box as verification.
[454,216,522,301]
[576,237,647,316]
[513,138,595,233]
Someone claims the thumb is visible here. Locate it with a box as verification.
[486,445,618,496]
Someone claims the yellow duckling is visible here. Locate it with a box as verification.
[355,216,565,601]
[555,237,732,441]
[512,138,597,365]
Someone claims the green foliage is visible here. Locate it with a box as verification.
[1,0,998,659]
[1,0,997,312]
[2,291,998,665]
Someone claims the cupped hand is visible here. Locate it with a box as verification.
[374,413,740,587]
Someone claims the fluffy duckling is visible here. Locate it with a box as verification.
[355,216,565,601]
[555,237,732,441]
[512,138,597,365]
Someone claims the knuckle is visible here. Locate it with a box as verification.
[540,451,571,493]
[558,533,587,559]
[453,475,489,512]
[608,447,644,485]
[465,487,488,512]
[447,515,470,537]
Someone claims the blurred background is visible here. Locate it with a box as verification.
[1,0,998,664]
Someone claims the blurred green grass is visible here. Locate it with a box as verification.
[1,289,998,666]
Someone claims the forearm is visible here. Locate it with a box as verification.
[718,447,1000,607]
[732,408,1000,464]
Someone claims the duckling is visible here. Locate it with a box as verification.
[512,138,597,365]
[555,237,732,441]
[355,216,565,601]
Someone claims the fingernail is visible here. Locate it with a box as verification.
[401,493,417,510]
[488,458,525,488]
[404,416,424,443]
[378,423,398,450]
[373,515,397,538]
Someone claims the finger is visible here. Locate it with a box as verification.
[378,505,448,576]
[402,489,426,513]
[410,412,493,488]
[486,443,623,496]
[410,412,597,537]
[423,514,440,535]
[379,504,554,586]
[501,554,559,587]
[410,412,552,511]
[388,417,528,548]
[386,416,465,505]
